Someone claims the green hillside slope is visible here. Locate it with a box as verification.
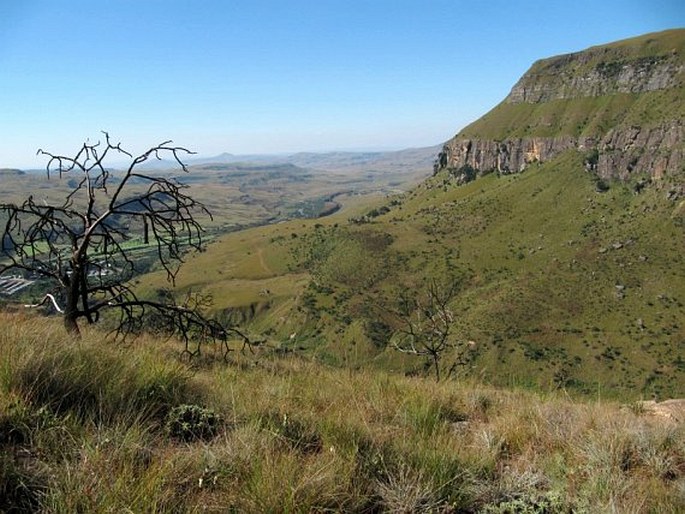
[377,153,684,397]
[135,30,685,398]
[141,150,684,398]
[459,87,684,141]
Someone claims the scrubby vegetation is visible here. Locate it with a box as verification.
[146,149,684,398]
[1,311,683,512]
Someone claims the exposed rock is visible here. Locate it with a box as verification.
[506,52,683,104]
[435,30,685,182]
[437,122,683,180]
[597,122,684,180]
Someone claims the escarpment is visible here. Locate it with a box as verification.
[506,48,683,104]
[436,29,685,182]
[441,122,683,181]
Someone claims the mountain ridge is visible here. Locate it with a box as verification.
[506,29,684,104]
[129,29,685,397]
[436,29,685,183]
[191,145,439,174]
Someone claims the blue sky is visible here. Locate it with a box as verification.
[1,0,683,168]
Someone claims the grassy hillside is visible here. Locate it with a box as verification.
[1,312,684,512]
[143,150,685,398]
[458,87,684,140]
[458,29,685,140]
[130,31,685,399]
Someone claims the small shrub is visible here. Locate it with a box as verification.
[482,491,565,513]
[165,404,221,442]
[625,400,647,416]
[375,464,442,513]
[365,319,393,348]
[594,178,610,193]
[584,148,599,168]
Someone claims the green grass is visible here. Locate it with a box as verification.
[372,153,685,397]
[459,88,685,141]
[1,311,683,512]
[152,149,685,398]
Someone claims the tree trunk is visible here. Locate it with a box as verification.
[433,355,441,382]
[64,311,81,336]
[64,273,81,337]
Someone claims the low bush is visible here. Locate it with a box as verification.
[482,491,566,513]
[165,404,221,442]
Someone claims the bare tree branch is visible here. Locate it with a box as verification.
[1,133,239,356]
[387,278,472,381]
[24,294,64,313]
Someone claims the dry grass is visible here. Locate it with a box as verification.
[1,311,683,512]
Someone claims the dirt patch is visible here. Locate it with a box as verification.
[639,399,685,424]
[257,247,272,275]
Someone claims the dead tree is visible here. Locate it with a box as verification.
[390,278,470,381]
[0,133,238,350]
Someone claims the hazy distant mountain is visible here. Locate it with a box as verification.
[192,146,440,174]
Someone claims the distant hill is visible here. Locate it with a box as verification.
[0,168,25,176]
[194,145,439,176]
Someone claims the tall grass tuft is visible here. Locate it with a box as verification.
[8,337,199,425]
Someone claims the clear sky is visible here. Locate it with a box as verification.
[1,0,683,168]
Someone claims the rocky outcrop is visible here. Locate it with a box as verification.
[597,122,684,180]
[438,121,683,180]
[436,30,684,182]
[506,52,683,104]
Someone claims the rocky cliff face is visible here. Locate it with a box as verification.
[506,51,683,104]
[436,30,685,182]
[439,122,683,180]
